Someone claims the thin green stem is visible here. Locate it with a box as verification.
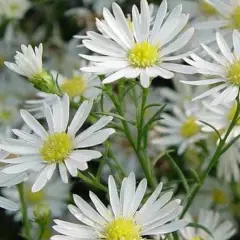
[17,183,31,240]
[137,87,148,150]
[105,85,157,188]
[165,152,190,193]
[78,172,108,193]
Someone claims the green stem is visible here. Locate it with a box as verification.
[137,87,148,151]
[165,152,190,193]
[17,183,31,240]
[78,172,108,193]
[106,86,157,188]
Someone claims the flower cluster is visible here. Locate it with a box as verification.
[1,0,240,240]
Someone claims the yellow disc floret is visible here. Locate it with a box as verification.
[40,133,72,163]
[227,102,240,124]
[60,76,87,98]
[199,0,217,16]
[10,3,20,13]
[231,6,240,29]
[180,116,201,138]
[228,61,240,85]
[191,237,202,240]
[104,218,141,240]
[0,56,5,68]
[128,41,159,68]
[212,188,228,205]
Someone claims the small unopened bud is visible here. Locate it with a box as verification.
[29,71,59,94]
[33,203,51,224]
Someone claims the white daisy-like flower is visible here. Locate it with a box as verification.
[180,209,236,240]
[152,104,206,155]
[168,0,220,19]
[78,0,196,88]
[217,141,240,182]
[160,74,208,109]
[2,173,69,220]
[199,177,232,207]
[5,44,43,79]
[0,151,27,211]
[0,94,115,192]
[182,30,240,105]
[0,0,30,20]
[51,173,188,240]
[24,70,101,117]
[194,0,240,32]
[198,99,240,140]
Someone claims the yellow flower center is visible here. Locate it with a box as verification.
[0,56,5,68]
[10,3,20,13]
[128,41,159,68]
[199,0,217,16]
[180,116,201,138]
[40,133,72,163]
[26,189,44,204]
[227,61,240,85]
[0,110,12,121]
[104,218,141,240]
[227,102,240,124]
[212,188,228,205]
[191,237,202,240]
[231,6,240,29]
[60,76,87,98]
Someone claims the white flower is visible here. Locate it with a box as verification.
[51,173,188,240]
[0,94,115,192]
[0,151,27,211]
[2,173,69,220]
[160,74,208,109]
[78,0,195,88]
[182,30,240,105]
[152,104,206,155]
[5,44,43,79]
[0,0,30,20]
[24,70,101,117]
[198,177,232,207]
[198,99,240,140]
[180,209,236,240]
[218,142,240,182]
[168,0,219,19]
[194,0,240,32]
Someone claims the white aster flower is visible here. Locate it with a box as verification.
[182,30,240,105]
[51,173,188,240]
[0,94,115,192]
[0,151,27,211]
[198,99,240,140]
[199,177,232,208]
[218,141,240,182]
[24,70,101,118]
[152,104,206,155]
[0,0,30,20]
[2,173,69,220]
[160,74,208,109]
[4,44,44,80]
[78,0,195,88]
[168,0,219,19]
[194,0,240,32]
[180,209,236,240]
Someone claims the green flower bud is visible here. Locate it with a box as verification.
[29,71,59,94]
[33,203,51,225]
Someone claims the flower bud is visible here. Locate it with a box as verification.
[29,71,59,94]
[33,203,51,225]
